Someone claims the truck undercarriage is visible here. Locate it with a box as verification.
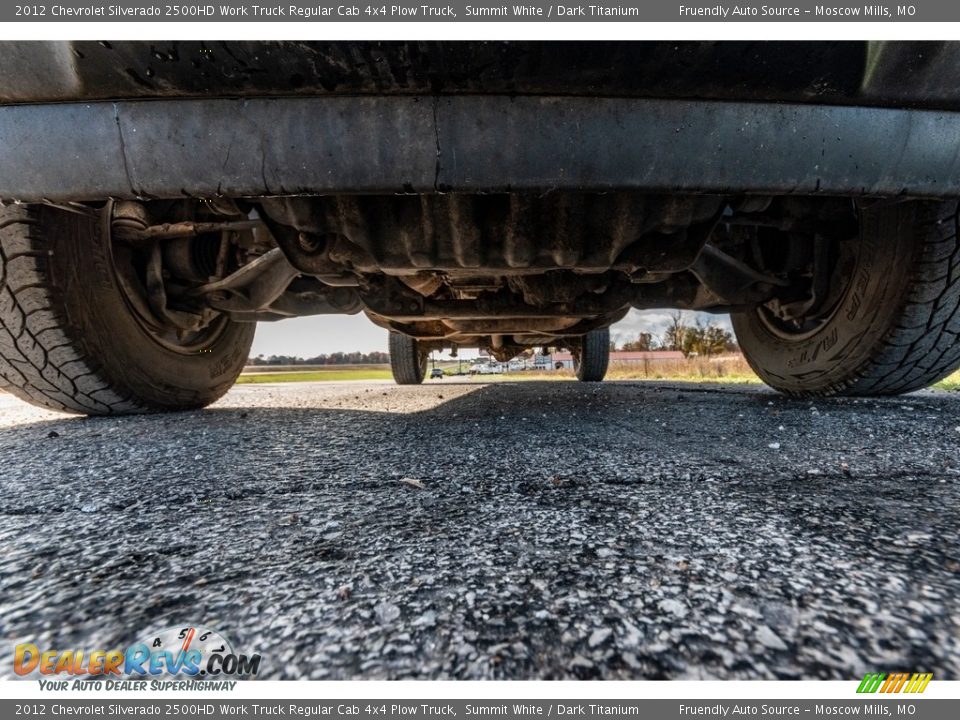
[100,191,850,361]
[1,41,959,412]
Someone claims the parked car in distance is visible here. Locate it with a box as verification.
[471,362,505,375]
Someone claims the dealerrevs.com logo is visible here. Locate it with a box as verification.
[14,626,260,684]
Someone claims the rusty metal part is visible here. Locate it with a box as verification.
[688,245,789,305]
[507,273,612,306]
[143,244,216,333]
[364,309,629,355]
[186,248,300,311]
[101,200,212,334]
[218,284,364,322]
[443,319,582,334]
[111,200,150,241]
[116,219,263,244]
[261,193,723,276]
[40,200,99,219]
[400,275,445,297]
[182,248,363,320]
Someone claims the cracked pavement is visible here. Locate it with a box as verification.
[1,380,959,680]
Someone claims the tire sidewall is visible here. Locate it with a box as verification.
[575,327,610,381]
[389,331,427,384]
[731,202,921,395]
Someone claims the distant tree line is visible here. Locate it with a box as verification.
[248,351,390,366]
[612,312,739,357]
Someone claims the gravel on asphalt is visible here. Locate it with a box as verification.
[1,380,958,680]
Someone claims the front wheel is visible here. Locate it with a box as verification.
[388,332,427,385]
[732,200,960,397]
[574,328,610,382]
[0,205,255,415]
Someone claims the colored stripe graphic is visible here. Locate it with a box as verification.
[857,672,932,693]
[891,673,909,693]
[905,673,934,693]
[857,673,885,693]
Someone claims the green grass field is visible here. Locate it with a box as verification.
[938,370,960,391]
[237,368,394,384]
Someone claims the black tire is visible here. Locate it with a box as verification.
[575,328,610,382]
[0,205,255,415]
[732,200,960,397]
[389,332,427,385]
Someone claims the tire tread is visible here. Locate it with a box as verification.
[0,206,142,414]
[0,205,250,415]
[389,332,427,385]
[852,202,960,395]
[575,328,610,382]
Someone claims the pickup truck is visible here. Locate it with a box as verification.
[1,41,959,413]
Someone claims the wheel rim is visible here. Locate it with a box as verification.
[105,203,230,355]
[753,225,860,341]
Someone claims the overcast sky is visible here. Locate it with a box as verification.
[250,309,734,358]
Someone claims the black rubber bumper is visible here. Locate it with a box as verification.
[2,96,960,202]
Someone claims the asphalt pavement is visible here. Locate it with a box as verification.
[1,380,959,680]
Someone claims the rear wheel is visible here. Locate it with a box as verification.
[732,200,960,396]
[574,328,610,382]
[389,332,427,385]
[0,205,255,415]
